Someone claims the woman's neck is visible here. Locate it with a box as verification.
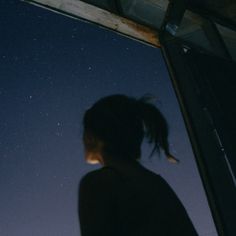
[102,156,146,175]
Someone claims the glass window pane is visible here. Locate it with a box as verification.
[216,23,236,61]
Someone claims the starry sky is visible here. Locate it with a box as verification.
[1,1,217,235]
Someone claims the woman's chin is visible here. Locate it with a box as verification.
[85,154,101,165]
[86,159,100,164]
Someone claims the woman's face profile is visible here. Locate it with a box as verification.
[83,132,104,165]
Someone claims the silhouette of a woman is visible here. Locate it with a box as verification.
[79,94,198,236]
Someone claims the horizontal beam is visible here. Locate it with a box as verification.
[23,0,160,47]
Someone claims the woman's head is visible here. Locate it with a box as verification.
[83,94,178,164]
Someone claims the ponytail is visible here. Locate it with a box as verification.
[137,95,179,163]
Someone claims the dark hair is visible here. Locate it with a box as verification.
[83,94,178,162]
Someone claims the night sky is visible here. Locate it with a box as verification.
[1,1,217,235]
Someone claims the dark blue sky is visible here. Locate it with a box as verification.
[0,1,217,235]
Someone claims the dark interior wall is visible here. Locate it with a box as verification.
[161,37,236,236]
[184,50,236,173]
